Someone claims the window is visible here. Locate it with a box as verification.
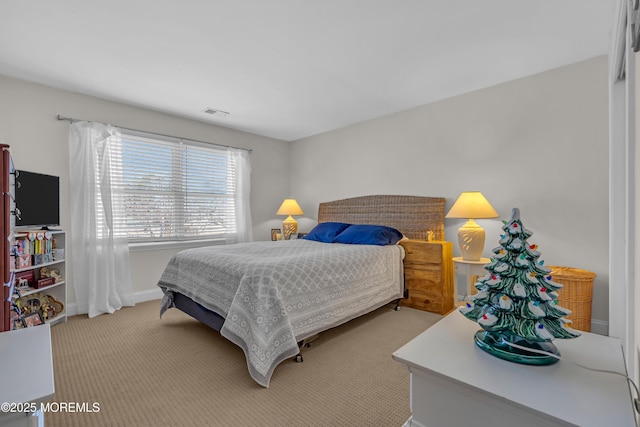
[112,130,247,243]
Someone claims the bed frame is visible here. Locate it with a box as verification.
[170,194,447,354]
[317,194,445,240]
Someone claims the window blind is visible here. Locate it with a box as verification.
[111,131,240,243]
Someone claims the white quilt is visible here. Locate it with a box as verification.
[158,239,404,387]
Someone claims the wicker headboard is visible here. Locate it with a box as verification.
[317,195,445,241]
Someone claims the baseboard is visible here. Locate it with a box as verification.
[590,319,609,336]
[67,304,78,317]
[132,287,164,304]
[65,288,163,317]
[66,290,611,336]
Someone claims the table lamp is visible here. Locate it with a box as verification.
[445,191,498,261]
[276,198,304,240]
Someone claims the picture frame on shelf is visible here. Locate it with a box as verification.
[22,312,43,328]
[271,228,282,241]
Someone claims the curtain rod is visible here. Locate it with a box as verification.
[56,114,253,153]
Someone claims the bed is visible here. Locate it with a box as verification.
[158,194,445,387]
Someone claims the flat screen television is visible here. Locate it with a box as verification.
[15,170,60,229]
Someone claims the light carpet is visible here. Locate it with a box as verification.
[47,300,441,426]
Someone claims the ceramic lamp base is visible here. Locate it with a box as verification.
[474,330,560,366]
[282,216,298,240]
[458,219,485,261]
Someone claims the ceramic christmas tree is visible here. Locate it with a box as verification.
[459,208,580,365]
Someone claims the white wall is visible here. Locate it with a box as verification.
[0,75,290,308]
[0,57,611,328]
[290,56,610,331]
[635,45,640,399]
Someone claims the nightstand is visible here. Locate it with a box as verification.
[453,256,490,304]
[398,240,454,314]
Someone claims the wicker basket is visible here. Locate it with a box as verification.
[548,266,596,332]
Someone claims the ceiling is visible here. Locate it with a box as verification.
[0,1,615,142]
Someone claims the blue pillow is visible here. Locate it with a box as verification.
[303,222,351,243]
[334,224,404,246]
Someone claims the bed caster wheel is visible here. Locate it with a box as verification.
[295,354,303,363]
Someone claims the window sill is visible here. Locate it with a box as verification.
[128,238,226,252]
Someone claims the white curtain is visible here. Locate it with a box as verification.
[226,148,253,244]
[68,121,134,318]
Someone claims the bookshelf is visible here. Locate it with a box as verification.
[12,230,66,327]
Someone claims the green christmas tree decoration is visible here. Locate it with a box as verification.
[459,207,580,365]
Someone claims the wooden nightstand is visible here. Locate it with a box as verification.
[398,240,454,314]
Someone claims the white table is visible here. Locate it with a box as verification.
[392,310,637,427]
[0,324,55,427]
[453,256,490,304]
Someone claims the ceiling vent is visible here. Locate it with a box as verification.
[202,107,230,118]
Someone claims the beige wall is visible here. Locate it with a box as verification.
[290,56,610,331]
[0,75,290,309]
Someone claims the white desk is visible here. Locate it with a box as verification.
[0,324,55,427]
[453,256,490,304]
[393,310,636,427]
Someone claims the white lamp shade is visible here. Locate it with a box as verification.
[445,191,498,219]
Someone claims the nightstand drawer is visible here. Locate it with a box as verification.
[399,240,454,314]
[404,268,443,289]
[401,241,443,266]
[401,288,447,313]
